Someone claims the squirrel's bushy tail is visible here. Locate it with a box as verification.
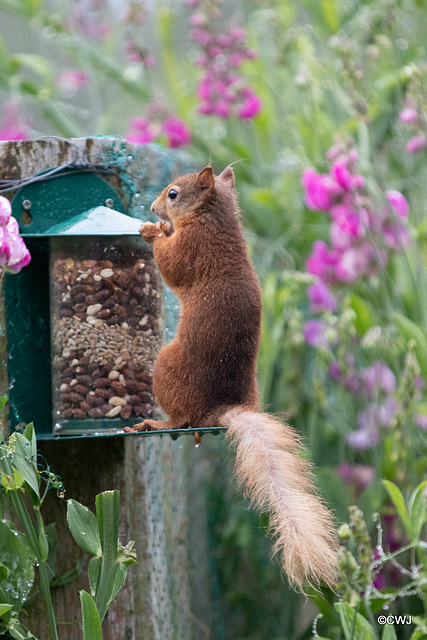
[219,407,339,591]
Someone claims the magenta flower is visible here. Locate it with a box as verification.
[161,116,192,148]
[302,169,334,211]
[331,161,353,191]
[406,135,426,153]
[0,198,31,274]
[0,101,29,141]
[238,93,262,119]
[307,280,337,312]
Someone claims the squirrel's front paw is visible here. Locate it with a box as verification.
[139,222,159,243]
[139,221,172,243]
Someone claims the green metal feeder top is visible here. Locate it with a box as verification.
[38,206,142,237]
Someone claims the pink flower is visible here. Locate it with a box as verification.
[238,93,262,119]
[58,70,88,91]
[0,101,29,140]
[331,161,353,191]
[335,245,374,283]
[302,169,334,211]
[125,117,157,144]
[0,196,11,227]
[399,107,418,123]
[4,228,31,273]
[0,227,11,265]
[386,190,409,218]
[406,135,426,153]
[307,280,337,312]
[330,209,365,250]
[161,116,191,148]
[306,240,339,284]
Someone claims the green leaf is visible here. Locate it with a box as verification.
[349,294,374,335]
[8,620,38,640]
[392,313,427,381]
[1,468,25,491]
[22,423,36,460]
[67,500,101,557]
[0,521,34,609]
[409,482,427,541]
[88,556,101,598]
[383,480,412,536]
[382,624,397,640]
[321,0,339,31]
[80,591,102,640]
[13,434,40,499]
[336,602,377,640]
[0,565,8,581]
[94,491,120,621]
[0,603,12,616]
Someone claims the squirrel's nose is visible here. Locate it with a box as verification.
[150,203,155,213]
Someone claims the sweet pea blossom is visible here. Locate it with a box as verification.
[303,145,410,288]
[307,280,337,312]
[399,106,418,123]
[406,134,426,154]
[0,196,31,274]
[161,116,192,148]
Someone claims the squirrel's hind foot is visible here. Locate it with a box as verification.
[124,418,173,432]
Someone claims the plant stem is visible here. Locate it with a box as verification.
[1,456,59,640]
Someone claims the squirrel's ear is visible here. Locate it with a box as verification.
[198,166,215,189]
[218,166,235,189]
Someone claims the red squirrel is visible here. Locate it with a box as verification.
[128,165,338,590]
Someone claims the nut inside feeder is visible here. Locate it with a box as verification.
[48,207,164,435]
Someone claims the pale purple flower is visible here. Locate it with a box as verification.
[415,414,427,429]
[362,361,396,396]
[161,116,191,148]
[406,135,426,153]
[346,424,378,450]
[307,280,337,312]
[329,361,341,380]
[337,462,375,492]
[304,320,330,348]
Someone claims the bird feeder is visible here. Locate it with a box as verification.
[5,169,164,438]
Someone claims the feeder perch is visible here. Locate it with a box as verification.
[5,169,164,438]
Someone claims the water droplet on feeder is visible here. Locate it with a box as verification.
[194,432,201,448]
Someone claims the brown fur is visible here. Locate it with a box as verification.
[132,166,339,589]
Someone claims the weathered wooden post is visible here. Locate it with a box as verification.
[0,138,220,640]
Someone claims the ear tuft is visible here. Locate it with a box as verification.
[198,166,215,189]
[218,166,235,189]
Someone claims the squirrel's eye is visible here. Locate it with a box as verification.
[168,189,178,200]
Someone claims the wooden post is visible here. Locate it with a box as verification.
[0,139,216,640]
